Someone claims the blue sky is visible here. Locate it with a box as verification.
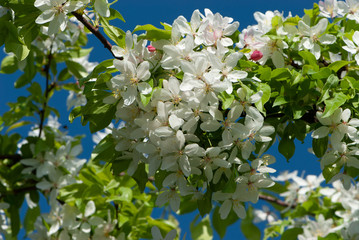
[0,0,322,239]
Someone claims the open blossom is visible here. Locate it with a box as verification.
[342,31,359,65]
[112,58,152,106]
[213,184,247,219]
[319,0,339,18]
[298,18,336,59]
[196,9,239,47]
[338,0,359,21]
[298,215,335,240]
[312,108,359,146]
[34,0,87,35]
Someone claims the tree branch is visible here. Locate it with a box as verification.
[0,154,22,161]
[71,11,123,60]
[38,48,53,138]
[259,194,296,209]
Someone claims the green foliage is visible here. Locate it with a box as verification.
[190,215,213,240]
[133,24,171,41]
[212,207,239,239]
[240,206,261,240]
[2,1,359,240]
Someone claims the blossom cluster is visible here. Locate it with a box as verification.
[271,170,359,240]
[21,0,359,237]
[30,201,122,240]
[100,9,279,219]
[18,118,92,239]
[311,108,359,189]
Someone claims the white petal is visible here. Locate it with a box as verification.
[137,61,150,81]
[94,0,110,17]
[136,142,157,154]
[200,120,222,132]
[311,126,329,138]
[169,115,184,131]
[84,201,96,217]
[219,199,232,219]
[35,10,55,24]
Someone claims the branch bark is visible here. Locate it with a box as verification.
[38,49,53,138]
[259,194,296,209]
[71,11,123,60]
[0,154,22,161]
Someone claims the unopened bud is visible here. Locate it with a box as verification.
[250,50,263,61]
[147,45,156,52]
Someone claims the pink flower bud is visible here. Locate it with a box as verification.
[147,45,156,52]
[250,50,263,61]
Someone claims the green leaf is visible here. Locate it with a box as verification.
[197,189,212,217]
[271,16,283,27]
[254,83,271,113]
[304,3,320,23]
[257,67,271,81]
[318,233,339,240]
[131,163,148,192]
[99,15,125,47]
[82,99,116,133]
[298,51,318,70]
[322,92,347,118]
[281,228,303,240]
[9,204,20,237]
[133,24,171,41]
[154,169,170,190]
[104,179,120,192]
[178,195,198,214]
[24,206,40,234]
[266,182,287,194]
[328,60,353,72]
[65,60,88,79]
[278,137,295,161]
[271,68,292,81]
[0,55,18,74]
[106,8,125,22]
[318,74,339,103]
[284,16,301,25]
[5,193,24,237]
[312,136,328,158]
[6,120,31,133]
[140,93,152,107]
[240,206,261,240]
[190,215,213,240]
[322,165,341,183]
[273,96,288,107]
[212,206,238,239]
[219,91,235,110]
[310,67,331,80]
[14,52,36,88]
[69,106,82,122]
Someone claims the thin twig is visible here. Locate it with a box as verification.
[71,11,123,60]
[38,45,53,138]
[259,194,296,209]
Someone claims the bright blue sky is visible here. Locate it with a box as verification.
[0,0,321,239]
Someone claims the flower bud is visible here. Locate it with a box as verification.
[147,45,156,52]
[250,50,263,61]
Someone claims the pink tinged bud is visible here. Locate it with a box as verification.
[147,45,156,52]
[250,50,263,61]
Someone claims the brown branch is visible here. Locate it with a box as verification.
[38,49,53,138]
[0,154,22,161]
[259,194,296,209]
[71,11,123,60]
